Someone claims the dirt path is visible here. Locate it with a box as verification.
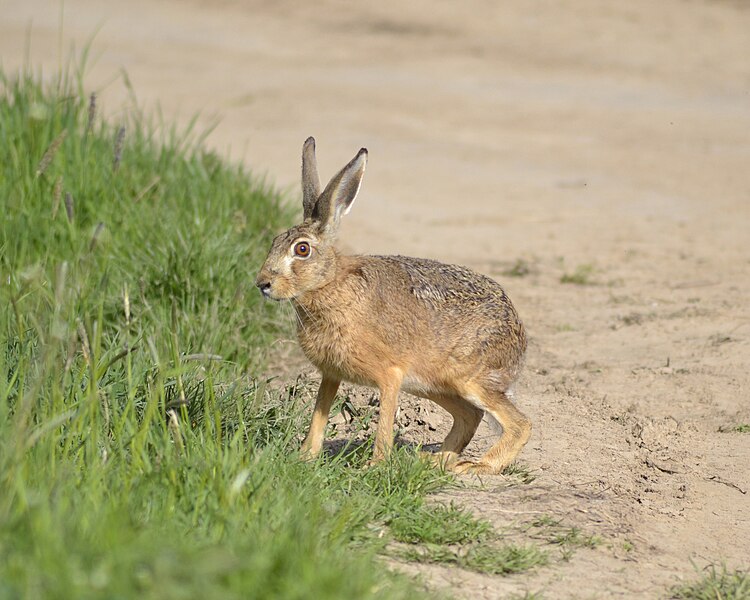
[2,1,749,596]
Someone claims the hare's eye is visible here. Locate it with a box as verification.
[293,241,311,258]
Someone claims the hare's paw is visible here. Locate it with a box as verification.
[299,443,321,462]
[364,456,386,469]
[419,450,458,470]
[452,460,495,475]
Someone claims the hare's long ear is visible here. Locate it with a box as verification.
[301,137,321,220]
[312,147,367,236]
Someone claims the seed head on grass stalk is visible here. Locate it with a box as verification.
[52,175,63,218]
[113,126,126,172]
[167,408,184,456]
[123,285,131,325]
[89,222,105,251]
[86,92,96,135]
[77,320,92,368]
[64,192,74,222]
[35,128,67,177]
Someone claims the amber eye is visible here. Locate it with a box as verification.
[293,241,311,258]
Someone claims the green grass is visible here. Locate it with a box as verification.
[502,461,537,484]
[390,502,492,545]
[501,258,533,278]
[400,542,548,576]
[0,64,455,599]
[527,515,602,562]
[717,423,750,433]
[559,263,596,285]
[670,564,750,599]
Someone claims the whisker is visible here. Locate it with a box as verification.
[292,302,313,332]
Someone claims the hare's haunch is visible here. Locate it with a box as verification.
[256,138,530,474]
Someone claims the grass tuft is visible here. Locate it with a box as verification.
[560,263,596,285]
[503,461,537,484]
[670,564,750,599]
[527,515,602,562]
[390,502,492,545]
[400,542,548,575]
[502,258,533,278]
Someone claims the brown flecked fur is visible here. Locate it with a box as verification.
[256,138,530,473]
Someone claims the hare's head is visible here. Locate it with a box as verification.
[255,138,367,300]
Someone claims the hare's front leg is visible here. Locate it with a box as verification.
[371,369,404,463]
[300,376,341,460]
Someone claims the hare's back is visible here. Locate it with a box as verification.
[364,255,526,375]
[373,255,516,317]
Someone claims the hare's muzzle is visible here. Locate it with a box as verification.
[255,278,273,298]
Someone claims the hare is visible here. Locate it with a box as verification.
[255,138,530,474]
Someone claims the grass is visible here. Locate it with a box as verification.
[389,495,547,577]
[559,263,596,285]
[502,461,537,484]
[0,63,458,599]
[389,502,492,545]
[526,515,602,562]
[502,258,533,278]
[400,542,548,576]
[670,564,750,599]
[717,423,750,433]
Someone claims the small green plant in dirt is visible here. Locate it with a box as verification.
[718,423,750,434]
[560,263,596,285]
[0,63,453,600]
[327,393,378,437]
[503,461,537,484]
[389,502,492,545]
[401,542,548,576]
[669,564,749,599]
[528,515,602,562]
[502,258,534,278]
[388,464,543,576]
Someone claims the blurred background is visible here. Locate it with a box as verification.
[3,0,748,264]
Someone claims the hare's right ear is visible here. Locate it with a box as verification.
[302,137,321,220]
[312,147,367,236]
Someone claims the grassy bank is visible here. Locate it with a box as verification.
[0,67,460,599]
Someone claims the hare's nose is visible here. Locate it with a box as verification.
[256,280,272,297]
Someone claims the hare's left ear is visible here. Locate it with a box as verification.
[313,147,367,236]
[301,137,320,220]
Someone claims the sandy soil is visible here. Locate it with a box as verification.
[2,0,749,597]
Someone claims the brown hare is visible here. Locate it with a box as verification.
[256,138,530,474]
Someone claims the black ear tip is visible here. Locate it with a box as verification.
[304,136,316,147]
[358,147,368,157]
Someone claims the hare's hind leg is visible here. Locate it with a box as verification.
[423,394,483,469]
[300,376,341,460]
[453,384,531,475]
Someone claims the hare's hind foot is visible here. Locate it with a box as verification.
[454,384,532,476]
[452,460,496,475]
[419,450,459,470]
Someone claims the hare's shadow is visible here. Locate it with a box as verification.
[321,437,442,463]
